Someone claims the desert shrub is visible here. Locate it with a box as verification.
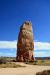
[41,60,45,63]
[12,59,16,62]
[0,58,7,64]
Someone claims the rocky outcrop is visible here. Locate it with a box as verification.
[36,70,50,75]
[16,21,34,62]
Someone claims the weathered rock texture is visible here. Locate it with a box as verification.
[16,21,34,62]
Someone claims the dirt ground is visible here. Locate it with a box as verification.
[0,62,50,75]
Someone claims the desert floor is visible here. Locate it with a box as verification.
[0,62,50,75]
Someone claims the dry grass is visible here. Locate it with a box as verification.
[25,60,50,66]
[36,60,50,65]
[0,62,26,68]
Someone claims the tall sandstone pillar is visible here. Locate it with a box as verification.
[16,21,34,62]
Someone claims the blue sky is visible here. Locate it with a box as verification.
[0,0,50,57]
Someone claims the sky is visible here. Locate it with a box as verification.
[0,0,50,57]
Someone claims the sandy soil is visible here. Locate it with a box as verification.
[0,62,50,75]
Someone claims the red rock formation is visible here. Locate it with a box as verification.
[16,21,34,62]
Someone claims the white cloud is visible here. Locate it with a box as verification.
[34,42,50,50]
[0,40,50,57]
[0,40,50,51]
[0,40,17,49]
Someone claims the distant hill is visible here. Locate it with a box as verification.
[35,57,50,60]
[0,56,50,60]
